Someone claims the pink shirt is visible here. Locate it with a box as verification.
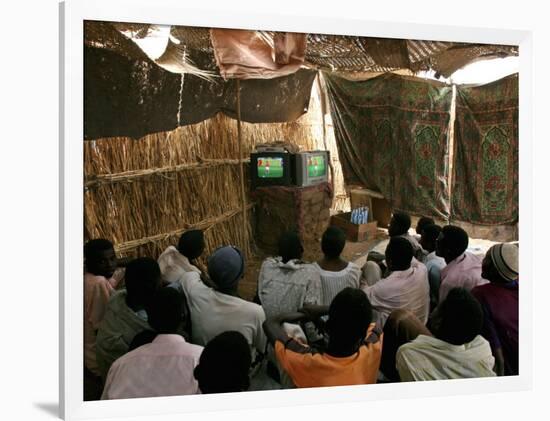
[84,271,123,376]
[438,253,488,302]
[101,334,203,400]
[363,259,430,326]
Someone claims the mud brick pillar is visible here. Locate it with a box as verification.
[252,182,333,261]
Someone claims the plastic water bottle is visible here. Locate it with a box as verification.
[351,208,357,224]
[364,207,369,224]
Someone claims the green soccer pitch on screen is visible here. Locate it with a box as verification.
[257,157,284,178]
[307,154,327,177]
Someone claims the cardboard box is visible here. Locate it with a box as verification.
[331,211,378,242]
[349,188,392,229]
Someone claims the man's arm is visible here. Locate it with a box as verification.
[299,304,329,321]
[263,311,308,346]
[493,347,506,376]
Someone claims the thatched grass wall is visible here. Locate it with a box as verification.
[84,80,348,271]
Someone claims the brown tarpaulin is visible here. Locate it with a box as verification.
[84,46,317,140]
[210,29,308,80]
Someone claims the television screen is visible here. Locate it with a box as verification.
[307,154,326,177]
[292,150,330,186]
[257,157,284,178]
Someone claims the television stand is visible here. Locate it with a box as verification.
[252,182,333,261]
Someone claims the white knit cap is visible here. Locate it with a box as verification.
[489,243,519,282]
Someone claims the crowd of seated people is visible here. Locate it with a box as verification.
[83,212,519,401]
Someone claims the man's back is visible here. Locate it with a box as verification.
[101,334,203,399]
[396,334,495,381]
[274,326,382,388]
[258,257,321,319]
[314,262,361,306]
[471,282,518,375]
[95,290,151,378]
[179,272,267,356]
[439,252,488,302]
[364,261,430,326]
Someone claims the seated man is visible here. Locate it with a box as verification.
[258,231,321,320]
[436,225,488,302]
[419,224,447,310]
[83,239,124,378]
[414,216,435,241]
[313,226,362,306]
[194,331,252,394]
[101,288,203,399]
[395,288,496,381]
[367,212,425,265]
[157,230,205,283]
[263,287,382,388]
[472,243,519,376]
[178,246,267,362]
[389,211,425,261]
[363,237,430,327]
[96,257,161,379]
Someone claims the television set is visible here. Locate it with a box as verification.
[293,150,330,186]
[250,151,293,189]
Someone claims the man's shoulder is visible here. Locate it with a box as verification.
[238,297,265,314]
[400,334,437,353]
[178,271,204,290]
[464,252,483,265]
[471,282,491,295]
[104,289,126,311]
[466,335,492,351]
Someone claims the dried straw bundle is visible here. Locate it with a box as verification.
[84,111,334,263]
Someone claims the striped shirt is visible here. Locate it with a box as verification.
[313,262,362,306]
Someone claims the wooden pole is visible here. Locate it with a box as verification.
[317,73,336,196]
[236,79,249,256]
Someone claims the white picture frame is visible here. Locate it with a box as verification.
[60,0,533,419]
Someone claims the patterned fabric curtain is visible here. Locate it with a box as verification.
[452,74,518,225]
[323,73,453,219]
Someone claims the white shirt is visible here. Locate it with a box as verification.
[363,260,430,327]
[179,272,267,356]
[101,334,203,400]
[396,334,496,381]
[158,246,201,284]
[313,262,362,306]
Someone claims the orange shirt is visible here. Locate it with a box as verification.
[275,325,383,388]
